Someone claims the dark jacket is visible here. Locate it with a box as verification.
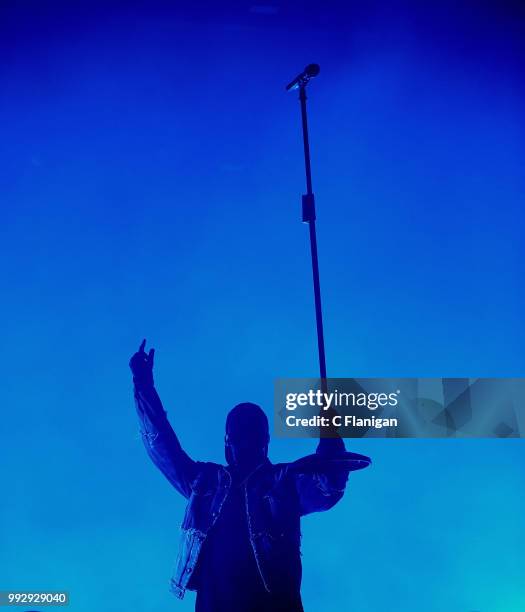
[134,384,365,600]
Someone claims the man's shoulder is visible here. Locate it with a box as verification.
[188,461,227,493]
[261,460,294,482]
[194,460,225,475]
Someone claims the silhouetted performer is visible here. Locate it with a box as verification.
[130,340,358,611]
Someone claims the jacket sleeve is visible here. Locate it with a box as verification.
[134,383,198,499]
[293,436,352,516]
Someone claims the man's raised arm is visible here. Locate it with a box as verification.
[292,404,368,515]
[130,340,197,498]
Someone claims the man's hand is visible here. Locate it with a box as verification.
[129,339,155,388]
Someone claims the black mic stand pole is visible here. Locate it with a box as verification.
[288,67,328,394]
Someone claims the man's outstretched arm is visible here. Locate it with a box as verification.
[292,403,370,515]
[292,433,351,515]
[130,340,197,499]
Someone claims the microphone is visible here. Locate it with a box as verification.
[285,64,320,91]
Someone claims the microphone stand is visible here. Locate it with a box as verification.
[289,70,328,394]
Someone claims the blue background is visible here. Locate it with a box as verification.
[1,1,524,610]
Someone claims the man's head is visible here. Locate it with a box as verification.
[225,402,269,468]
